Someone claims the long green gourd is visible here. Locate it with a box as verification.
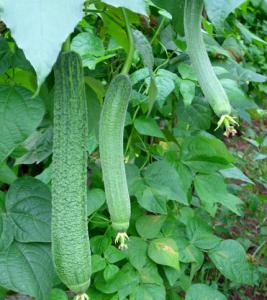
[184,0,237,136]
[98,8,133,250]
[99,74,132,249]
[52,51,91,299]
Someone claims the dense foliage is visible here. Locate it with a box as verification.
[0,0,266,299]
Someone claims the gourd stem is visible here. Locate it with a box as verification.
[121,8,134,75]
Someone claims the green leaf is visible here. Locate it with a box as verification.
[0,0,84,87]
[221,60,267,83]
[176,97,212,131]
[104,264,120,281]
[85,85,102,135]
[87,188,106,216]
[71,31,105,70]
[182,135,234,173]
[153,70,176,107]
[0,86,45,163]
[91,254,107,274]
[0,163,17,185]
[91,235,112,254]
[0,213,14,252]
[185,284,227,300]
[130,68,150,85]
[152,0,185,36]
[132,283,166,300]
[134,117,164,138]
[209,240,259,285]
[136,215,166,239]
[137,187,167,214]
[6,177,51,242]
[144,160,188,205]
[126,237,148,270]
[148,238,179,270]
[0,242,56,300]
[49,289,68,300]
[15,127,53,165]
[194,173,243,216]
[138,261,163,285]
[164,266,183,287]
[222,78,257,111]
[94,263,139,294]
[186,218,221,250]
[178,63,198,81]
[85,76,105,102]
[204,0,246,28]
[126,164,145,196]
[104,245,126,263]
[133,29,154,72]
[235,20,267,45]
[179,79,195,106]
[101,0,148,15]
[219,167,254,185]
[35,164,52,184]
[101,8,128,50]
[179,243,204,266]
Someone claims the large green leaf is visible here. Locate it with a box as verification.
[144,160,188,205]
[181,135,234,173]
[134,117,164,138]
[176,97,212,130]
[185,284,227,300]
[209,240,259,285]
[137,187,167,214]
[186,218,221,250]
[0,0,84,87]
[136,215,166,239]
[194,173,243,216]
[101,0,148,15]
[126,237,148,270]
[6,177,51,242]
[104,245,126,264]
[152,0,185,35]
[204,0,246,28]
[0,242,56,300]
[0,85,45,163]
[71,31,105,70]
[148,238,179,270]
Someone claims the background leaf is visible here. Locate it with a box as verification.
[0,86,45,163]
[0,242,56,300]
[6,177,51,242]
[209,240,259,285]
[0,0,84,86]
[185,284,227,300]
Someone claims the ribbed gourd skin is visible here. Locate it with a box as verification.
[184,0,232,117]
[52,51,91,294]
[99,74,132,233]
